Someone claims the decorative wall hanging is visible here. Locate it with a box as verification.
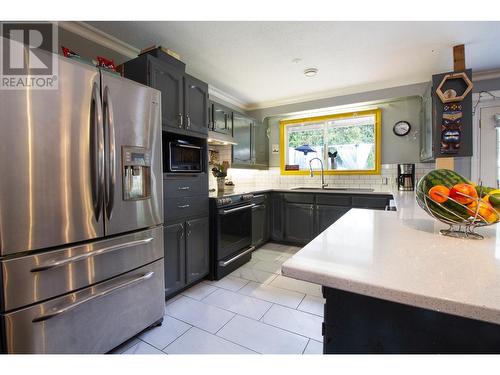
[435,72,474,155]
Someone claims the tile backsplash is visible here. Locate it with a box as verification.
[219,163,435,192]
[208,145,435,192]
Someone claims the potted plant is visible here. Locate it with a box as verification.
[211,163,227,191]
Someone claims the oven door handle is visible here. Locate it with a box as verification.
[219,246,255,267]
[175,144,202,150]
[31,272,155,323]
[220,204,255,215]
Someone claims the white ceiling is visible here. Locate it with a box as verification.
[87,21,500,109]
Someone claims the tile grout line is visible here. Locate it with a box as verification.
[258,302,275,322]
[235,285,305,310]
[302,339,311,354]
[161,326,194,353]
[213,314,261,354]
[296,293,307,311]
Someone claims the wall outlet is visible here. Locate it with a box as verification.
[381,177,388,185]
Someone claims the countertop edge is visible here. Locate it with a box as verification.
[282,259,500,325]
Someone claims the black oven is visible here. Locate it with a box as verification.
[167,139,203,173]
[209,194,255,280]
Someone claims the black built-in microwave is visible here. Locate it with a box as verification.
[166,139,204,173]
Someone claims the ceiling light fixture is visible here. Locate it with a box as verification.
[304,68,318,77]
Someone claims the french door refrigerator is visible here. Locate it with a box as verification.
[0,50,164,353]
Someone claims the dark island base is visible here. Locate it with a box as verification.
[322,287,500,354]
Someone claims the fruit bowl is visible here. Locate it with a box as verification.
[416,169,500,239]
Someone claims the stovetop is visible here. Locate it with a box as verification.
[210,192,254,208]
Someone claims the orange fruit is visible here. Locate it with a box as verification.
[450,183,478,205]
[467,200,498,222]
[428,185,450,203]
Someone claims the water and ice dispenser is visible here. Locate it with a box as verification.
[122,146,151,200]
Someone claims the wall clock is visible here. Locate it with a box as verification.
[393,121,411,136]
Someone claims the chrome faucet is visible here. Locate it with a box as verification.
[309,157,328,189]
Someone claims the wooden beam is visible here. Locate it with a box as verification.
[453,44,465,71]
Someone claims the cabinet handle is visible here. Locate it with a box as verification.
[178,223,184,239]
[178,204,190,209]
[186,114,191,128]
[178,186,190,191]
[177,113,183,128]
[186,222,191,236]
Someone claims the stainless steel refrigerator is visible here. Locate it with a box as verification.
[0,48,165,353]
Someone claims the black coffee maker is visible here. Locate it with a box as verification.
[397,164,415,191]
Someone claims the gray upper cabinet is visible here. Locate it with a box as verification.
[148,57,184,131]
[232,112,252,164]
[184,74,209,136]
[253,120,269,167]
[123,54,208,138]
[210,101,233,135]
[232,113,269,168]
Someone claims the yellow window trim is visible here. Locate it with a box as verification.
[279,109,381,176]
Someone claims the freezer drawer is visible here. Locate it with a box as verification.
[1,226,163,312]
[1,259,164,354]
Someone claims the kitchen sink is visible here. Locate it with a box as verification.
[291,187,374,192]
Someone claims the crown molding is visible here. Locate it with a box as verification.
[59,21,139,58]
[474,69,500,81]
[208,85,249,111]
[245,78,428,111]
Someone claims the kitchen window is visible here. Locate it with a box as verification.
[279,109,381,175]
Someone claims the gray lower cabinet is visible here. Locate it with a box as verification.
[164,216,209,298]
[284,202,315,245]
[316,205,350,233]
[271,193,283,241]
[252,203,267,247]
[164,222,186,296]
[185,216,209,284]
[270,192,392,245]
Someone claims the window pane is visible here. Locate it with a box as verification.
[286,122,324,170]
[326,115,376,170]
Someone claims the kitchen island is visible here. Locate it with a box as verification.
[282,192,500,353]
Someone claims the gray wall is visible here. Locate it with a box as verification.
[266,96,423,167]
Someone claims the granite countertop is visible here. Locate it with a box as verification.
[281,191,500,325]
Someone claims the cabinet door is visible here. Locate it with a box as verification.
[232,112,252,164]
[316,205,350,234]
[252,204,267,247]
[212,102,232,135]
[185,216,209,284]
[284,203,314,245]
[184,75,208,136]
[254,120,269,167]
[149,58,184,131]
[164,222,186,297]
[271,193,283,241]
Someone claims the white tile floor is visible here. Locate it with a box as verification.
[112,243,324,355]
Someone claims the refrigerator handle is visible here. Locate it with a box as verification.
[90,81,104,221]
[103,86,116,220]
